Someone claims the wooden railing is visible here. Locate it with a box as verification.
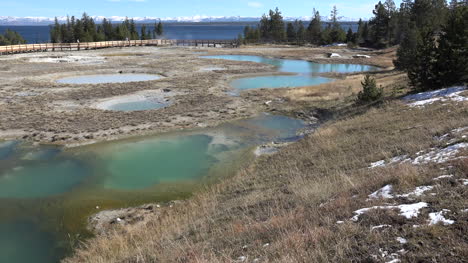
[0,39,239,55]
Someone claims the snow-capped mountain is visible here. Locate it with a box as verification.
[0,15,360,25]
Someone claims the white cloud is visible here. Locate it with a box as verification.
[248,2,263,8]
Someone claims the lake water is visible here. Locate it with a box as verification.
[0,22,359,44]
[204,55,380,90]
[57,74,161,85]
[0,113,306,263]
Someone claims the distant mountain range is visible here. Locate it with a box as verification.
[0,15,361,25]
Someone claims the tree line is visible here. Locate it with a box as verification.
[0,29,26,46]
[50,13,164,43]
[242,1,467,90]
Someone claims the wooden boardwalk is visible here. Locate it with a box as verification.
[0,39,239,55]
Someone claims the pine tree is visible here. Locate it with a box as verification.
[432,4,468,87]
[286,22,296,42]
[346,27,354,43]
[357,75,384,103]
[328,6,346,43]
[307,9,322,44]
[407,31,439,89]
[296,21,306,44]
[156,21,163,36]
[141,24,147,40]
[369,1,390,48]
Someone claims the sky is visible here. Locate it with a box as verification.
[0,0,403,19]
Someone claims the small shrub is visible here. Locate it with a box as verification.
[357,75,383,103]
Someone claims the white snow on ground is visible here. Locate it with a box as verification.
[368,185,394,199]
[412,143,468,164]
[369,160,386,168]
[329,53,341,58]
[403,86,467,107]
[452,127,468,133]
[368,155,410,168]
[368,184,434,200]
[353,54,371,58]
[459,179,468,185]
[397,186,434,198]
[371,224,392,230]
[368,143,467,168]
[428,210,455,225]
[434,174,454,180]
[351,202,428,221]
[396,237,408,244]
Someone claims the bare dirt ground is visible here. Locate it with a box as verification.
[0,45,395,146]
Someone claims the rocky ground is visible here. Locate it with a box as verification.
[0,44,392,147]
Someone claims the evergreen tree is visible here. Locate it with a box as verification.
[129,19,139,40]
[296,21,306,44]
[307,9,322,44]
[407,32,439,89]
[346,27,354,43]
[369,1,390,47]
[286,22,296,42]
[50,17,62,43]
[141,24,148,40]
[357,75,384,103]
[156,21,164,36]
[328,6,346,43]
[270,8,286,42]
[0,29,26,45]
[435,4,468,86]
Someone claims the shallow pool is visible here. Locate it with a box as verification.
[57,74,161,84]
[0,113,306,263]
[204,55,380,90]
[107,99,167,112]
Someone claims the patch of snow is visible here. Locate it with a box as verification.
[368,185,394,199]
[336,221,344,224]
[371,224,392,230]
[396,237,408,244]
[433,174,454,180]
[412,143,468,164]
[263,243,270,247]
[387,259,401,263]
[428,210,455,225]
[403,86,467,107]
[368,155,410,168]
[353,54,371,58]
[459,179,468,185]
[351,202,428,221]
[397,186,434,198]
[329,53,341,58]
[236,256,246,262]
[452,127,468,133]
[369,160,386,168]
[435,133,450,141]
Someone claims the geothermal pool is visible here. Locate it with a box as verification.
[204,55,380,90]
[0,114,306,263]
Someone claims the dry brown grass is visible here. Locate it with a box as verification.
[65,82,468,262]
